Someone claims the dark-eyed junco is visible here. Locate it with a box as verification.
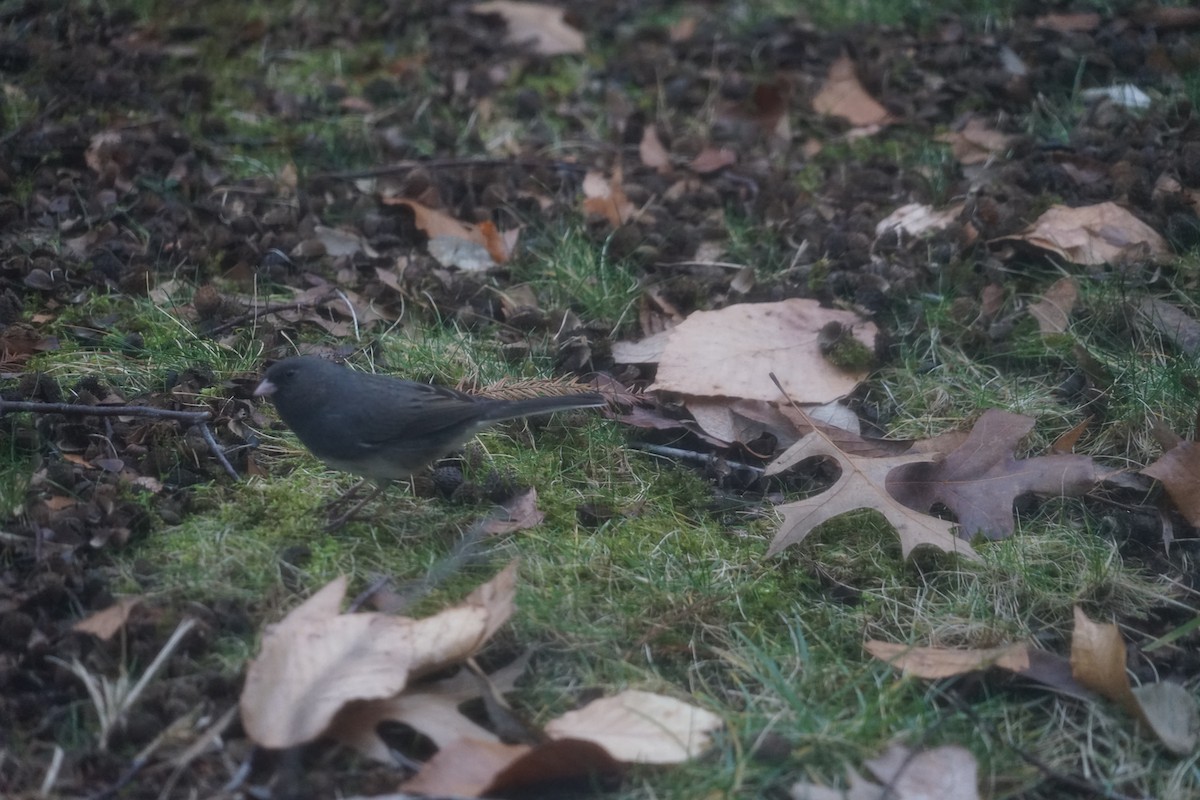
[254,355,604,487]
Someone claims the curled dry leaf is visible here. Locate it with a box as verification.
[1004,202,1170,266]
[239,561,518,749]
[544,689,724,764]
[639,124,671,173]
[329,656,528,762]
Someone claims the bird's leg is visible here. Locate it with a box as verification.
[324,480,389,530]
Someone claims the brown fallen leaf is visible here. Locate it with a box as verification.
[1027,276,1078,335]
[481,487,545,535]
[639,124,671,173]
[886,409,1099,541]
[73,596,143,640]
[1035,12,1101,33]
[329,656,527,762]
[383,198,513,266]
[1135,298,1200,356]
[865,641,1031,679]
[765,427,978,561]
[582,167,636,228]
[1142,440,1200,526]
[792,743,979,800]
[935,116,1015,166]
[1071,606,1199,755]
[239,561,518,749]
[470,1,586,56]
[400,737,621,797]
[1004,202,1170,266]
[812,53,893,130]
[648,299,879,405]
[690,146,737,174]
[543,689,724,764]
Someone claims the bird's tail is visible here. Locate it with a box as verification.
[479,393,606,423]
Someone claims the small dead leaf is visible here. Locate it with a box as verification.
[1035,12,1101,33]
[1143,441,1200,526]
[471,1,585,55]
[1051,418,1090,455]
[792,744,979,800]
[875,202,963,238]
[1071,606,1135,712]
[865,641,1030,679]
[73,596,143,640]
[401,737,620,797]
[865,743,980,800]
[639,125,671,173]
[385,198,513,265]
[1130,682,1200,756]
[1027,276,1078,335]
[936,117,1015,165]
[544,689,723,764]
[481,488,545,535]
[582,168,636,228]
[1135,298,1200,356]
[690,146,737,174]
[812,54,893,129]
[314,225,378,258]
[1005,202,1170,266]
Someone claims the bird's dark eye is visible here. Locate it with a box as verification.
[284,368,297,379]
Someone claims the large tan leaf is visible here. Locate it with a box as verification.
[650,299,878,404]
[1005,202,1169,265]
[765,430,978,560]
[239,562,518,749]
[544,689,723,764]
[471,2,585,56]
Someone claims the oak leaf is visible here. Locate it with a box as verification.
[765,428,978,560]
[886,409,1098,540]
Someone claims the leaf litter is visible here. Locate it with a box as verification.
[2,1,1200,797]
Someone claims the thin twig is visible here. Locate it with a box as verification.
[197,423,240,481]
[308,157,587,181]
[0,400,210,424]
[0,400,242,481]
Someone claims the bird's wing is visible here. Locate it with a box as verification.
[348,378,487,450]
